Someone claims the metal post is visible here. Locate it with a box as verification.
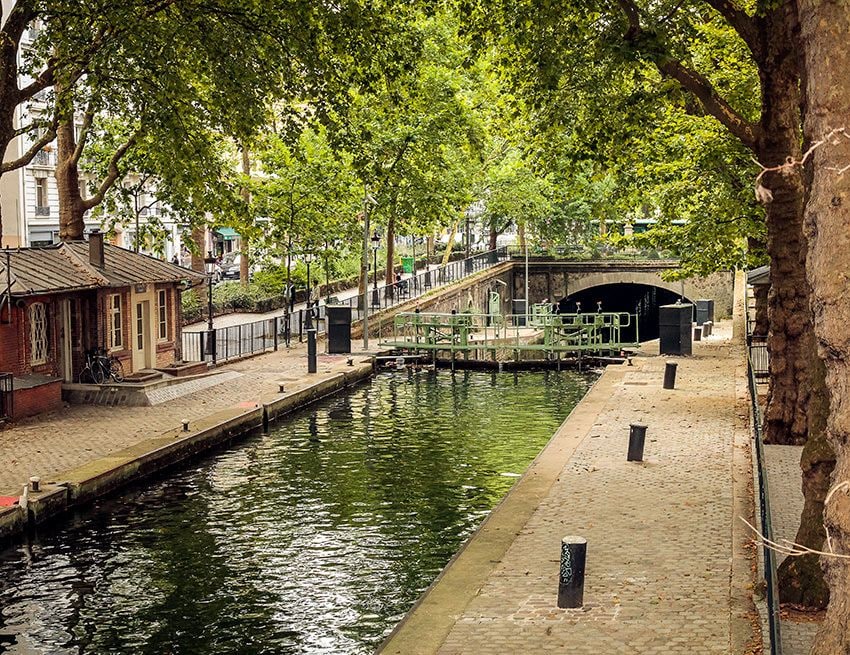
[372,246,380,308]
[693,325,702,341]
[362,192,371,351]
[557,536,587,608]
[306,259,313,330]
[627,423,647,461]
[307,328,317,374]
[524,235,529,321]
[663,361,678,389]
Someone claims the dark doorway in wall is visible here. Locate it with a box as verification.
[559,284,688,342]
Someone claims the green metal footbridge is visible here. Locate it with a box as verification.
[379,304,640,364]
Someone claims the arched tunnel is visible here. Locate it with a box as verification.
[558,283,691,343]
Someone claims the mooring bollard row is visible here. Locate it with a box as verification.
[627,423,648,461]
[558,535,587,608]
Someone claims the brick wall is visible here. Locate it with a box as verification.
[11,380,63,419]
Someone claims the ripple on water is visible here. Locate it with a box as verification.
[0,369,592,655]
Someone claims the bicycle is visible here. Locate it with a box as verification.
[79,348,125,384]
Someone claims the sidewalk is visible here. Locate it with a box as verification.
[0,341,371,496]
[381,323,759,654]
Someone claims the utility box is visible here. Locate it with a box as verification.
[695,299,715,325]
[513,299,527,327]
[659,303,693,356]
[326,305,352,354]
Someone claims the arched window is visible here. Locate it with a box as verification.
[29,302,47,365]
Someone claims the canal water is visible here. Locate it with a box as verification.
[0,370,592,655]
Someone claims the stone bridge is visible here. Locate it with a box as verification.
[513,259,735,318]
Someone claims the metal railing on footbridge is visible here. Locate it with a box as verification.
[380,307,639,360]
[329,246,509,322]
[181,247,509,365]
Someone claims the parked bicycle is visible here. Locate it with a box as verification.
[79,348,125,384]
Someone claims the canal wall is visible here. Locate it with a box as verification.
[0,360,374,543]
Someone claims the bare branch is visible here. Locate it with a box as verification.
[82,133,139,210]
[0,126,56,173]
[657,58,760,151]
[700,0,761,57]
[71,102,96,165]
[753,127,850,202]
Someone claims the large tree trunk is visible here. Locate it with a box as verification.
[756,1,832,606]
[55,119,86,241]
[796,2,850,649]
[757,4,814,448]
[778,353,833,608]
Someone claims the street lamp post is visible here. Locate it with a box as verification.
[203,251,217,363]
[371,231,380,308]
[305,251,314,330]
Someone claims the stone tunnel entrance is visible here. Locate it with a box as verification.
[558,283,689,343]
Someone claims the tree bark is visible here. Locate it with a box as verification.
[752,1,833,605]
[55,118,86,240]
[240,147,251,286]
[384,212,395,296]
[795,1,850,648]
[190,226,205,273]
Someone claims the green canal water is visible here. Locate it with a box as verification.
[0,370,592,655]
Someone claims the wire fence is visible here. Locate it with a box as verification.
[182,247,509,364]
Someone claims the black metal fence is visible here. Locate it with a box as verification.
[0,372,12,420]
[747,334,769,383]
[747,351,783,655]
[182,247,508,364]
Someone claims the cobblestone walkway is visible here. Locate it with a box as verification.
[396,326,757,654]
[0,343,364,495]
[764,445,822,654]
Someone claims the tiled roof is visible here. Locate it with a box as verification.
[0,242,205,297]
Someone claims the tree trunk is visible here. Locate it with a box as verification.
[190,226,205,273]
[757,5,813,448]
[778,353,833,609]
[385,213,395,296]
[755,2,833,606]
[55,118,86,241]
[796,2,850,648]
[240,147,251,286]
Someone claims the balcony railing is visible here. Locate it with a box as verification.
[34,206,50,217]
[32,150,52,166]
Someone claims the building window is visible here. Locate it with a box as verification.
[136,303,144,350]
[29,302,47,365]
[35,177,49,215]
[157,289,168,341]
[109,294,123,350]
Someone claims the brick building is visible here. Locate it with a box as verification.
[0,231,204,420]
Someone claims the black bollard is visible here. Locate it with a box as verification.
[704,321,712,337]
[693,325,702,341]
[627,423,647,461]
[663,361,678,389]
[307,328,318,374]
[557,536,587,608]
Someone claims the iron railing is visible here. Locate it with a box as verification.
[182,247,509,364]
[747,334,769,383]
[747,351,782,655]
[0,373,12,420]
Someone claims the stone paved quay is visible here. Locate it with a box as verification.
[381,323,760,654]
[0,341,367,496]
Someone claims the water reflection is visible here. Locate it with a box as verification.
[0,370,592,655]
